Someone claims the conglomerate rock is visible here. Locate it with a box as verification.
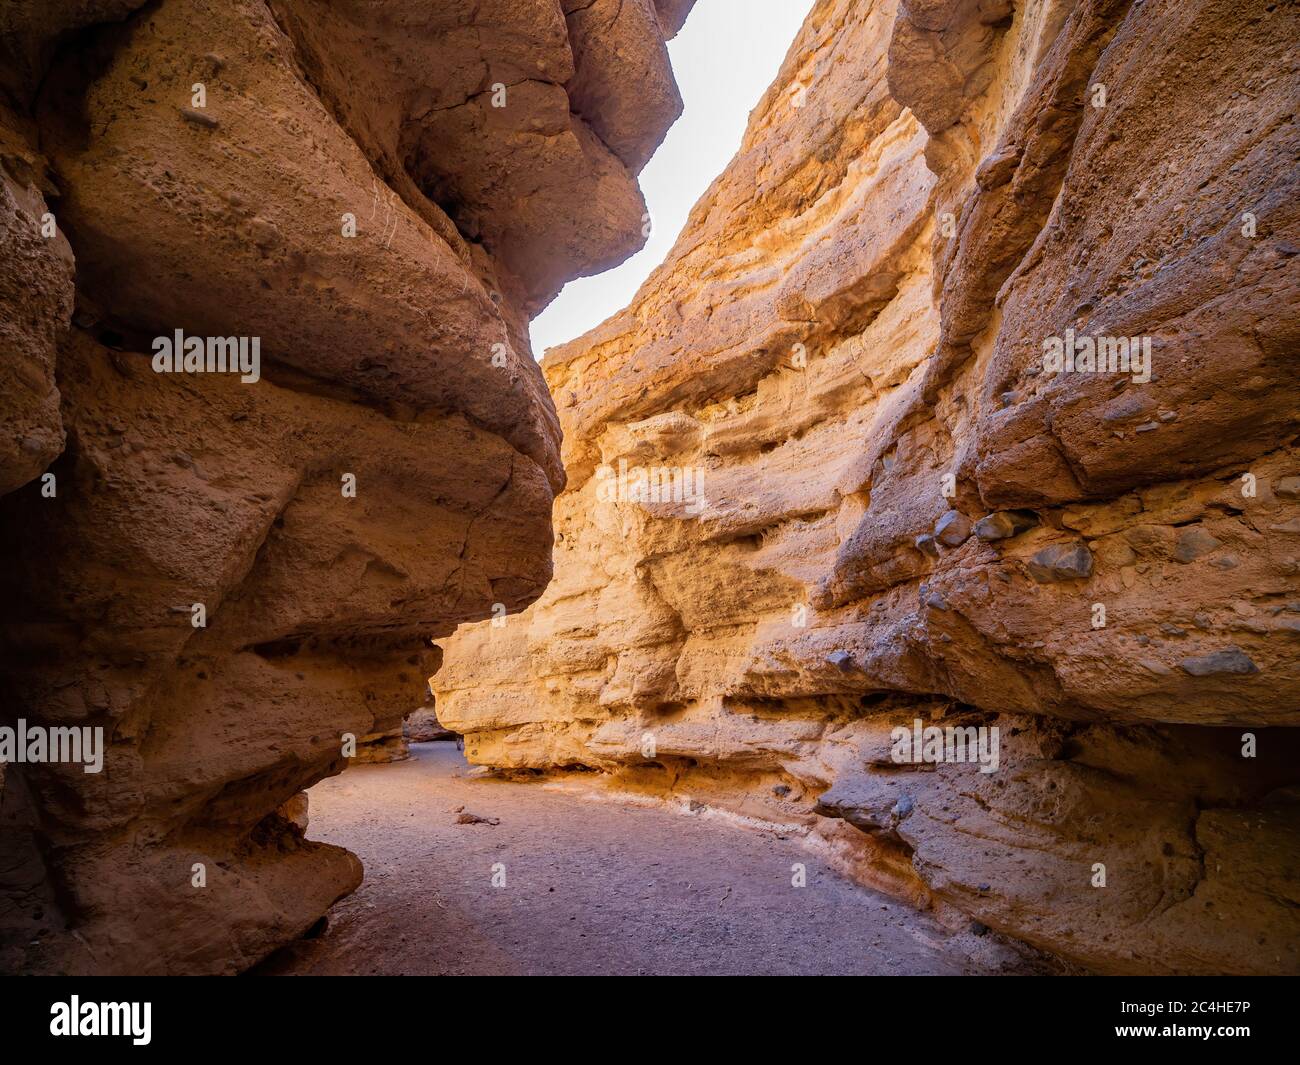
[0,0,691,974]
[435,0,1300,974]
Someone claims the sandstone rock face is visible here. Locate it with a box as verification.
[0,0,690,974]
[436,0,1300,974]
[0,106,74,496]
[405,705,457,744]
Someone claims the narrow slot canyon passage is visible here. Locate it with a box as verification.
[257,742,1036,976]
[1,0,1297,997]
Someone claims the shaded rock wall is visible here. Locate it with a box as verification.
[436,0,1300,974]
[0,0,691,974]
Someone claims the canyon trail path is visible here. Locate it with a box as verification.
[259,743,1026,976]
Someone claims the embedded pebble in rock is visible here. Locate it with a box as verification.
[923,588,949,611]
[973,510,1039,542]
[1179,648,1260,677]
[934,511,973,548]
[1027,543,1094,583]
[915,533,940,558]
[1275,476,1300,499]
[1174,526,1222,563]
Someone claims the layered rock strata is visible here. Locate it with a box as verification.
[436,0,1300,974]
[0,0,690,974]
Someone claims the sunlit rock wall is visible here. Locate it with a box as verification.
[436,0,1300,975]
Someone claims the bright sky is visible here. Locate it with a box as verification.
[529,0,816,356]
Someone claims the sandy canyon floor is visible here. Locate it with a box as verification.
[256,743,1047,976]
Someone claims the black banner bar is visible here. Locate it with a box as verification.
[0,975,1290,1051]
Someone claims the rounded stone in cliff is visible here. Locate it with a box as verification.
[827,650,856,673]
[973,509,1038,542]
[1174,525,1222,563]
[1027,542,1093,582]
[934,510,972,548]
[1178,647,1259,676]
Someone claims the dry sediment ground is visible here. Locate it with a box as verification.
[258,743,1050,976]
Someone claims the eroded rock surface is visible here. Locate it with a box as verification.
[436,0,1300,974]
[0,0,690,974]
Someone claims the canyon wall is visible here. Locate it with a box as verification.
[435,0,1300,974]
[0,0,692,974]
